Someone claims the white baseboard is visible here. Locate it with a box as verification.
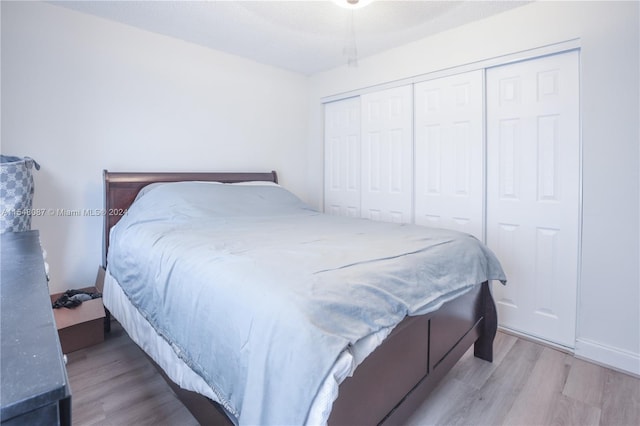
[575,338,640,378]
[498,326,575,354]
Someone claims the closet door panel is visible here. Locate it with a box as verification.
[486,51,580,348]
[361,86,413,223]
[414,70,484,240]
[324,97,361,217]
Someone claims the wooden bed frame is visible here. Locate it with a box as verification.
[102,170,497,426]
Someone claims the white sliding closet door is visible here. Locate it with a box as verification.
[324,97,361,217]
[361,85,413,223]
[414,70,484,240]
[486,51,580,348]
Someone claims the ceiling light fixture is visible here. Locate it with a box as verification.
[332,0,374,67]
[332,0,375,10]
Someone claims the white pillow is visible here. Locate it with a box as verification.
[230,181,280,187]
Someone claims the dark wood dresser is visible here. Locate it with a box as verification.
[0,230,71,425]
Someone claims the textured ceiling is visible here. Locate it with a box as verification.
[52,1,529,75]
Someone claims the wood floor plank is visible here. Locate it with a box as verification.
[105,382,194,426]
[548,394,601,426]
[501,347,571,425]
[562,356,605,407]
[70,399,107,426]
[406,331,520,426]
[436,338,544,426]
[405,377,476,426]
[600,368,640,426]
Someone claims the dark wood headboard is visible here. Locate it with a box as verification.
[102,170,278,267]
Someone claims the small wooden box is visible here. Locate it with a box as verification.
[51,268,106,353]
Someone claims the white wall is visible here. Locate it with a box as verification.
[308,1,639,375]
[1,1,309,293]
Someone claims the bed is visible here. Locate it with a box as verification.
[101,170,506,425]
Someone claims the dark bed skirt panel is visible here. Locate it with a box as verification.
[328,282,493,426]
[328,315,430,425]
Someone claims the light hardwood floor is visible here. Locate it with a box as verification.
[66,321,640,426]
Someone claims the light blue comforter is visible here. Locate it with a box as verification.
[107,182,506,425]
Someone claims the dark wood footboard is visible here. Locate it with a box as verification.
[328,281,496,426]
[474,282,497,362]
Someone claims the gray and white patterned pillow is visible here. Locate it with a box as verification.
[1,155,40,233]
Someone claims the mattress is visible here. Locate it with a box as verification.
[105,181,506,425]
